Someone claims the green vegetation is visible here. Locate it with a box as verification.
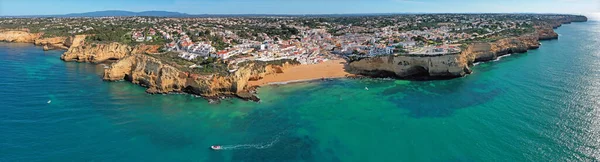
[252,25,299,40]
[394,45,408,54]
[150,52,229,75]
[451,28,490,35]
[208,35,229,51]
[83,26,131,44]
[398,22,439,31]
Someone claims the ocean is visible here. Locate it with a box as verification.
[1,21,599,161]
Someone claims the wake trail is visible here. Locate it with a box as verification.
[219,131,285,150]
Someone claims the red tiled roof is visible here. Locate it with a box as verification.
[217,50,228,55]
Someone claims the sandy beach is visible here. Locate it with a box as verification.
[248,59,350,86]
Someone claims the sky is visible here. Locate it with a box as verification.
[0,0,599,16]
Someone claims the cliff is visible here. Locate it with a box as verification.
[60,35,160,63]
[61,42,134,62]
[348,16,587,79]
[0,30,77,50]
[347,53,471,79]
[464,34,540,63]
[348,34,540,79]
[537,28,559,40]
[0,31,42,43]
[34,37,69,50]
[103,54,290,101]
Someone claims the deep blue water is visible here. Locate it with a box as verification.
[1,21,600,161]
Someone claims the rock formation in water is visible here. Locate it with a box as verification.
[103,54,291,101]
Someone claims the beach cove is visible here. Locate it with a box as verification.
[248,59,350,86]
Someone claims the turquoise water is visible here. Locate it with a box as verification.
[1,21,600,161]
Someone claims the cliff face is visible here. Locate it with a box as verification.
[348,54,471,79]
[60,35,161,63]
[537,28,559,40]
[34,37,69,50]
[65,35,86,48]
[0,31,42,43]
[465,34,540,63]
[347,15,591,79]
[0,30,80,51]
[348,34,541,79]
[104,54,288,101]
[61,42,133,62]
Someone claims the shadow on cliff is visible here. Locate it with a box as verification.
[342,59,461,81]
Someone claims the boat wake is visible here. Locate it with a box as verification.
[218,132,284,150]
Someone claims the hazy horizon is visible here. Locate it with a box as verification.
[1,0,599,16]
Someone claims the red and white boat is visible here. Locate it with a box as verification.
[210,145,222,150]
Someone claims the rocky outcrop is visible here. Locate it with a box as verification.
[64,35,86,48]
[132,44,161,54]
[464,34,540,63]
[348,53,471,79]
[0,31,42,43]
[537,28,559,40]
[0,30,79,50]
[61,42,133,62]
[348,34,542,79]
[348,15,589,79]
[60,35,161,63]
[34,37,69,50]
[103,54,291,101]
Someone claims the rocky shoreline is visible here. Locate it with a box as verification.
[346,15,588,80]
[0,15,588,102]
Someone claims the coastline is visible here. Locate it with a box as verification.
[0,15,588,102]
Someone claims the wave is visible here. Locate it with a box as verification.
[473,54,513,66]
[494,54,512,61]
[99,64,110,69]
[268,78,324,85]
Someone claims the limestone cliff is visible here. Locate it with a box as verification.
[60,35,161,63]
[348,54,471,79]
[348,16,588,79]
[537,28,559,40]
[0,30,79,51]
[64,35,87,48]
[34,37,69,50]
[464,34,540,63]
[61,42,133,62]
[103,54,289,101]
[0,31,42,43]
[348,34,542,79]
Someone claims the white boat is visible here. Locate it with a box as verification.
[211,145,222,150]
[365,87,369,91]
[47,100,51,104]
